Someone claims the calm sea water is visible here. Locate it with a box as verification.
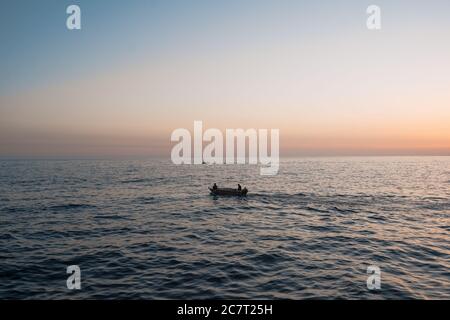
[0,157,449,299]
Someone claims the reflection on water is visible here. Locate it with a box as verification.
[0,157,449,299]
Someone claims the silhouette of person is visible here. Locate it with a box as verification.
[213,183,218,190]
[237,184,242,191]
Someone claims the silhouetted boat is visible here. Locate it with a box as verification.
[209,187,248,196]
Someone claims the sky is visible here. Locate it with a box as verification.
[0,0,449,158]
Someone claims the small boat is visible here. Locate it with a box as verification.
[209,187,248,196]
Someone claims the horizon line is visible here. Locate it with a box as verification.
[1,154,450,161]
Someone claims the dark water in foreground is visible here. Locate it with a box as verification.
[0,157,449,299]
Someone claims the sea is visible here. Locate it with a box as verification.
[0,157,449,299]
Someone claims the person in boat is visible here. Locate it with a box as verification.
[212,183,218,190]
[237,184,242,191]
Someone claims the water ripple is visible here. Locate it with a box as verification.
[1,157,449,299]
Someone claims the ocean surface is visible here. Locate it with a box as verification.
[0,157,449,299]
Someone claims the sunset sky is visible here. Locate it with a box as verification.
[1,0,449,158]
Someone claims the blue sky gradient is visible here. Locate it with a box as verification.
[1,0,450,157]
